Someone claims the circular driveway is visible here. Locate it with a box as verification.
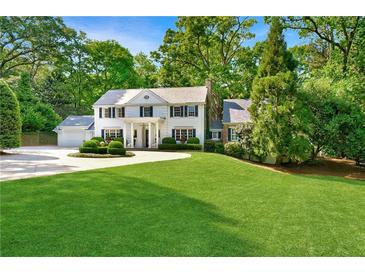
[0,146,190,181]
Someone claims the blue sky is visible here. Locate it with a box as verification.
[63,16,306,55]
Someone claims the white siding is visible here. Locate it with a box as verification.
[57,127,90,147]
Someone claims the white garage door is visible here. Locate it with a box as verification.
[58,129,86,147]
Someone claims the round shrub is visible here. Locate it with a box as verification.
[91,137,104,143]
[83,140,98,148]
[108,140,123,148]
[224,142,244,159]
[97,146,108,154]
[187,137,200,144]
[113,137,123,143]
[79,146,98,154]
[215,142,224,154]
[162,137,176,144]
[204,140,216,152]
[0,80,21,149]
[108,147,126,155]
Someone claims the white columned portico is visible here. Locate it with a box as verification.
[123,123,127,148]
[130,122,134,148]
[148,122,152,149]
[155,122,159,147]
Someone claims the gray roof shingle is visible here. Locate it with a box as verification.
[93,86,207,106]
[223,99,251,123]
[210,119,223,130]
[58,115,94,127]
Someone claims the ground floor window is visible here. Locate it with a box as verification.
[210,130,222,140]
[229,128,238,141]
[175,128,194,141]
[105,129,122,139]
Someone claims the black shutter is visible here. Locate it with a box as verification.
[170,106,173,117]
[122,107,125,117]
[209,131,212,139]
[193,129,196,137]
[172,129,175,138]
[228,128,231,141]
[101,129,105,139]
[120,129,123,138]
[195,105,198,117]
[99,108,102,118]
[180,106,183,117]
[140,106,143,117]
[218,131,222,139]
[112,107,115,118]
[150,106,153,117]
[108,107,111,118]
[184,106,188,117]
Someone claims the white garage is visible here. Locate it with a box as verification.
[54,116,94,147]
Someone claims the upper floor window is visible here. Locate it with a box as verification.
[104,108,111,118]
[140,106,153,117]
[174,106,182,117]
[117,107,125,118]
[187,105,196,117]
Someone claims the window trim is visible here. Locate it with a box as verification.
[143,106,152,117]
[105,129,122,139]
[187,105,196,117]
[104,108,111,118]
[173,106,182,117]
[229,128,238,141]
[174,128,194,141]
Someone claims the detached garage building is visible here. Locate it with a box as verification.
[54,116,94,147]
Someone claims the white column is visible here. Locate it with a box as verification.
[130,122,134,148]
[156,121,159,148]
[148,122,152,149]
[123,123,127,148]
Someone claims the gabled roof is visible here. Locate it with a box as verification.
[93,86,207,106]
[57,115,94,127]
[223,99,251,124]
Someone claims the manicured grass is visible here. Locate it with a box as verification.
[1,152,364,256]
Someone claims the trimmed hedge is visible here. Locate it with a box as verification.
[187,137,200,144]
[108,147,126,155]
[79,146,98,154]
[204,140,216,152]
[108,140,123,148]
[113,137,123,143]
[97,146,108,154]
[215,142,224,154]
[83,140,98,148]
[162,137,176,144]
[91,137,104,142]
[158,144,202,150]
[224,142,244,158]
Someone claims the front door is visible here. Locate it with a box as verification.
[145,129,149,148]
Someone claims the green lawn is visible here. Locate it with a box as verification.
[1,152,364,256]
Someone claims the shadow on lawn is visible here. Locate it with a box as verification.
[1,172,255,256]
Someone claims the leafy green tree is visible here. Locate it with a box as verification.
[134,52,158,88]
[282,16,363,73]
[86,40,138,97]
[0,80,21,149]
[250,17,309,163]
[0,16,74,77]
[153,16,257,98]
[15,72,61,132]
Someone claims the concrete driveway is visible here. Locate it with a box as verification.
[0,146,190,181]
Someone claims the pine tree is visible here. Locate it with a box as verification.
[250,18,309,163]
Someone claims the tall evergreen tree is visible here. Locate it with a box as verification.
[0,81,21,150]
[250,18,309,163]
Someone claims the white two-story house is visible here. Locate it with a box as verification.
[55,86,208,148]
